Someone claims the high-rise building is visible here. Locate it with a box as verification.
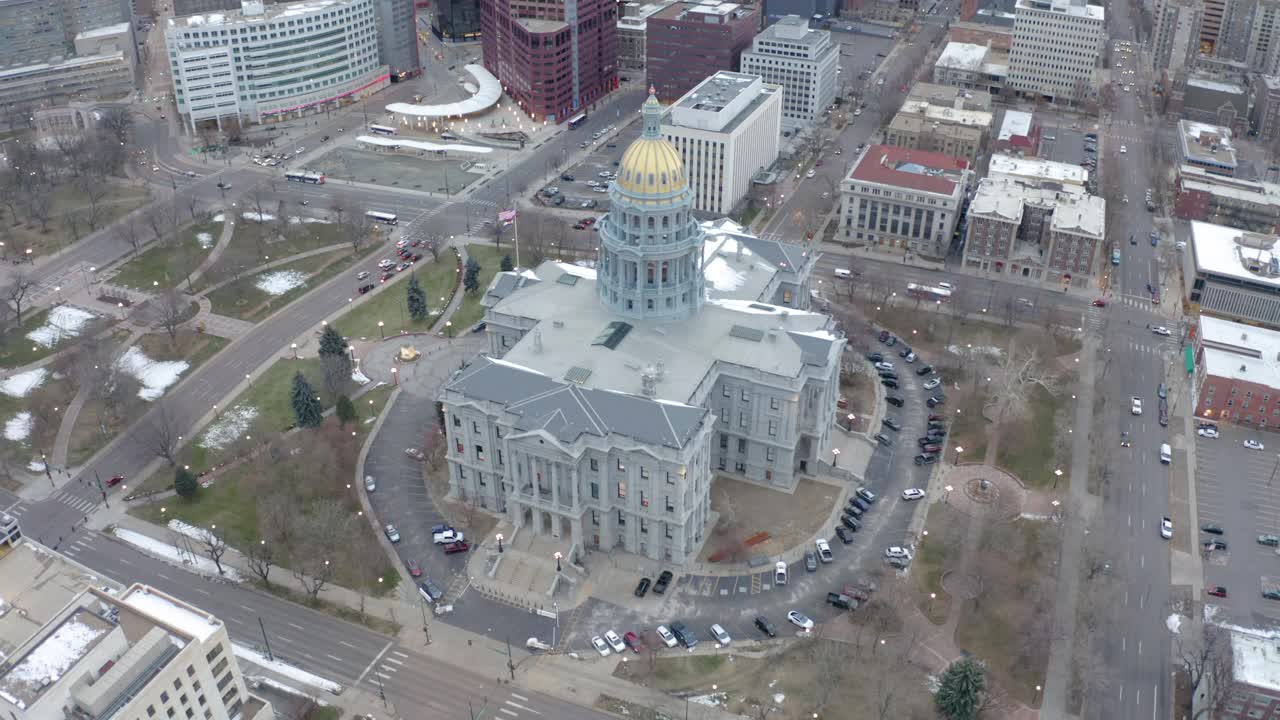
[375,0,421,78]
[661,71,782,215]
[763,0,837,24]
[1249,0,1280,73]
[0,0,130,67]
[1152,0,1200,79]
[432,0,480,40]
[739,15,839,131]
[644,1,759,103]
[165,0,390,129]
[1006,0,1104,104]
[480,0,618,122]
[1200,0,1241,54]
[173,0,242,15]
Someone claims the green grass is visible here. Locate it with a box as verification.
[913,503,957,625]
[450,244,507,332]
[206,249,358,322]
[332,248,461,340]
[996,385,1061,488]
[0,307,111,369]
[110,218,223,290]
[4,183,151,258]
[949,387,989,464]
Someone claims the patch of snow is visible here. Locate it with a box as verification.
[27,306,97,348]
[1167,614,1182,634]
[0,368,48,397]
[1020,512,1051,521]
[772,693,785,705]
[254,270,306,296]
[27,460,45,472]
[946,344,1005,359]
[687,692,726,707]
[195,232,215,249]
[116,346,189,401]
[211,213,225,222]
[167,519,217,545]
[112,527,244,581]
[5,613,110,691]
[245,676,331,704]
[199,405,258,450]
[121,586,220,641]
[241,211,277,222]
[352,368,370,385]
[287,216,333,225]
[234,645,343,694]
[703,257,746,292]
[4,412,31,441]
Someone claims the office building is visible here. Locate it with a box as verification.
[173,0,242,13]
[661,71,782,215]
[882,97,993,165]
[0,0,134,109]
[906,80,994,111]
[0,0,69,68]
[994,109,1039,154]
[0,523,273,720]
[1178,119,1238,176]
[947,21,1014,50]
[480,0,618,122]
[375,0,421,78]
[1217,628,1280,717]
[0,46,133,110]
[763,0,837,23]
[739,15,839,131]
[432,0,481,40]
[165,0,390,130]
[839,145,971,258]
[1175,165,1280,232]
[617,0,675,72]
[438,90,841,564]
[1248,0,1280,74]
[1253,74,1280,140]
[1182,220,1280,327]
[1006,0,1105,104]
[1193,315,1280,427]
[932,41,1009,94]
[644,1,759,103]
[1152,0,1200,79]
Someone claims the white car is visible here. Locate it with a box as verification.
[884,546,913,559]
[902,488,926,501]
[806,169,816,178]
[787,611,814,630]
[709,624,731,646]
[433,529,465,544]
[1120,145,1128,153]
[656,625,678,648]
[815,538,833,563]
[1198,426,1220,439]
[364,475,376,492]
[905,352,917,364]
[1151,326,1172,336]
[874,361,895,373]
[1160,517,1173,539]
[590,636,611,657]
[774,560,788,585]
[604,630,626,653]
[1245,439,1266,451]
[923,378,941,390]
[1130,396,1143,415]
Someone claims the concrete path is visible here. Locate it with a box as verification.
[185,210,235,289]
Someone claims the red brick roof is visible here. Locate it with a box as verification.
[848,145,969,196]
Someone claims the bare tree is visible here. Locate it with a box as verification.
[118,213,144,256]
[248,185,270,224]
[328,192,350,229]
[144,204,171,245]
[244,539,276,587]
[184,190,201,221]
[24,186,54,232]
[3,270,34,326]
[199,525,230,575]
[155,288,189,347]
[291,500,349,601]
[139,401,181,467]
[985,343,1059,427]
[78,176,112,231]
[96,107,134,146]
[1179,622,1231,719]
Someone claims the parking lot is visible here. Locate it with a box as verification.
[1193,422,1280,622]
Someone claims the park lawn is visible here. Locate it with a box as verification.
[0,375,77,472]
[996,385,1062,488]
[450,244,507,332]
[948,386,989,465]
[913,501,961,625]
[206,249,361,322]
[109,218,223,290]
[231,214,353,259]
[9,183,151,258]
[332,248,461,340]
[0,307,112,369]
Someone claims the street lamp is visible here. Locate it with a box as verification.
[954,445,964,465]
[391,367,398,386]
[378,320,385,339]
[496,533,504,553]
[846,413,856,431]
[944,484,954,503]
[554,551,562,573]
[1053,468,1064,489]
[291,342,298,359]
[831,448,841,467]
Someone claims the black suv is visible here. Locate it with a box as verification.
[634,577,651,597]
[754,616,777,637]
[914,454,939,466]
[653,570,674,594]
[886,396,904,407]
[670,621,698,648]
[916,365,934,376]
[865,352,884,362]
[883,418,901,432]
[835,525,854,544]
[841,515,861,531]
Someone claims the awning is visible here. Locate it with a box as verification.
[1184,346,1194,375]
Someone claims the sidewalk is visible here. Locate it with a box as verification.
[521,653,744,720]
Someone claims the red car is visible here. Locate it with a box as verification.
[443,541,470,554]
[406,559,423,577]
[1207,586,1228,597]
[1092,298,1108,307]
[623,631,645,653]
[106,475,125,487]
[928,414,944,422]
[380,272,394,283]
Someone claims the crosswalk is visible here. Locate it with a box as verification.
[3,486,100,519]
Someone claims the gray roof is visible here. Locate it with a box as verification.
[445,357,707,449]
[787,330,839,365]
[700,218,808,273]
[482,270,542,308]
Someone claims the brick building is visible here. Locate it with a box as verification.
[480,0,618,122]
[1174,165,1280,232]
[1193,315,1280,428]
[645,1,759,103]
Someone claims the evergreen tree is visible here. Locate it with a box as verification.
[463,257,481,293]
[174,467,198,499]
[291,371,324,428]
[935,657,986,720]
[435,400,446,429]
[500,254,514,272]
[317,325,352,397]
[406,272,428,321]
[335,394,356,424]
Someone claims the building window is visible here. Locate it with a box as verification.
[741,389,749,401]
[161,692,170,704]
[591,458,599,471]
[475,445,485,461]
[618,510,626,526]
[455,440,464,453]
[641,491,649,507]
[666,495,674,512]
[618,481,627,498]
[722,385,730,398]
[591,481,599,499]
[452,415,460,427]
[766,447,776,462]
[768,420,778,437]
[770,397,779,410]
[616,458,626,471]
[735,461,746,472]
[738,438,747,454]
[148,707,156,717]
[665,524,674,539]
[640,518,649,534]
[592,511,600,526]
[640,466,649,480]
[739,412,748,428]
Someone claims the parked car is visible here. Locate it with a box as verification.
[406,559,422,577]
[1160,517,1173,539]
[774,561,788,585]
[1259,535,1280,547]
[709,624,732,645]
[914,453,938,466]
[433,529,464,544]
[902,488,926,501]
[878,330,891,343]
[385,524,401,543]
[926,396,944,407]
[635,577,652,597]
[840,515,861,531]
[816,538,833,563]
[590,636,611,657]
[883,418,901,431]
[754,616,777,637]
[1207,586,1228,598]
[916,365,934,376]
[443,541,469,554]
[357,283,376,295]
[857,487,877,504]
[886,396,904,407]
[923,378,941,390]
[804,550,819,572]
[874,433,893,446]
[826,592,856,610]
[885,546,913,559]
[624,631,645,653]
[656,625,678,647]
[653,570,674,594]
[835,525,854,544]
[417,578,445,603]
[882,379,899,389]
[404,447,425,461]
[669,621,697,648]
[1246,439,1266,451]
[1198,426,1220,438]
[1201,523,1225,535]
[604,631,626,653]
[787,611,814,630]
[865,352,884,362]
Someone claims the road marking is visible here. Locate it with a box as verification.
[1128,514,1131,528]
[156,573,170,580]
[226,616,243,625]
[1122,636,1126,652]
[326,654,343,662]
[1153,685,1158,720]
[1141,554,1145,569]
[194,588,210,596]
[499,709,519,717]
[241,605,255,612]
[1138,640,1143,656]
[1120,684,1124,704]
[1125,590,1129,606]
[354,641,394,688]
[382,656,404,666]
[1139,592,1145,610]
[506,700,541,715]
[288,622,305,631]
[276,636,296,645]
[511,694,529,702]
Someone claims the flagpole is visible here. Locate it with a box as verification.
[514,209,521,269]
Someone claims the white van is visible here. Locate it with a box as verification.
[1159,443,1172,464]
[834,268,852,279]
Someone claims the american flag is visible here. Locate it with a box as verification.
[497,209,517,226]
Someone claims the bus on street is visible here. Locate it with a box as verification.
[366,210,398,225]
[369,124,397,135]
[567,113,587,129]
[285,171,325,184]
[906,283,952,303]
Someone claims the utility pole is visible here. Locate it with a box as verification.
[419,598,432,644]
[506,636,515,680]
[375,671,388,708]
[258,617,274,661]
[93,470,108,507]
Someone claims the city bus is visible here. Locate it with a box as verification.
[284,171,325,184]
[906,283,952,303]
[365,210,399,225]
[567,112,587,129]
[369,124,397,135]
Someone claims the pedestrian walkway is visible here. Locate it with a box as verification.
[521,653,744,720]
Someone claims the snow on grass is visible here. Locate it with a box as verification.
[212,213,225,222]
[196,232,215,249]
[946,344,1005,359]
[168,518,216,545]
[254,270,306,296]
[27,306,96,348]
[112,527,244,581]
[234,645,343,694]
[0,368,48,397]
[4,412,31,441]
[116,346,189,401]
[199,405,258,450]
[287,216,333,225]
[241,211,276,222]
[28,460,45,472]
[244,676,332,704]
[1167,614,1182,634]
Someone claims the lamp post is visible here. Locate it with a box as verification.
[496,533,504,553]
[1053,468,1064,489]
[846,413,856,431]
[291,342,298,359]
[944,484,953,504]
[554,551,562,573]
[378,320,385,339]
[391,367,398,386]
[831,448,841,467]
[954,445,964,465]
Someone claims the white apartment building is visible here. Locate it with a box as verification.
[0,527,272,720]
[739,15,839,131]
[1007,0,1105,103]
[661,72,782,215]
[1152,0,1200,78]
[165,0,390,130]
[1249,0,1280,74]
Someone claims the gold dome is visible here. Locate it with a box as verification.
[614,89,687,196]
